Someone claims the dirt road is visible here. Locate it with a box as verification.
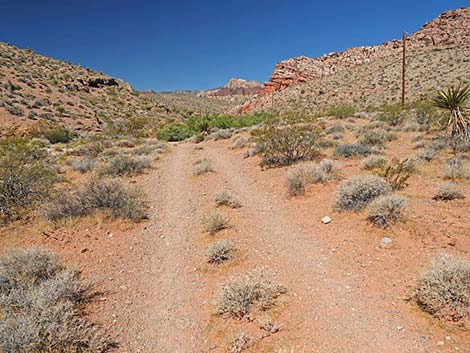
[110,140,467,353]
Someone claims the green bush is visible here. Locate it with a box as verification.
[42,126,75,144]
[0,138,56,223]
[156,123,192,141]
[326,104,356,119]
[372,158,416,190]
[252,116,321,167]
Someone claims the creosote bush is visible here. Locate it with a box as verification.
[42,126,75,144]
[202,211,229,235]
[334,175,391,212]
[216,271,286,318]
[252,116,321,167]
[0,248,114,352]
[414,253,470,321]
[433,182,464,201]
[214,190,241,208]
[193,158,214,176]
[205,240,236,264]
[44,178,146,221]
[0,137,57,223]
[366,194,406,228]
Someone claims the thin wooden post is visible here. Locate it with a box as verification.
[401,31,407,110]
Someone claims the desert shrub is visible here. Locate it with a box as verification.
[71,156,96,173]
[252,116,321,167]
[414,254,470,320]
[443,158,470,180]
[42,126,75,144]
[360,155,387,170]
[334,175,391,212]
[417,146,440,162]
[366,194,406,228]
[286,159,337,196]
[214,190,241,208]
[216,271,286,318]
[44,178,146,221]
[286,165,307,196]
[433,182,464,201]
[377,103,406,126]
[205,240,236,264]
[156,123,192,141]
[326,104,356,119]
[0,248,113,352]
[193,158,214,176]
[211,129,232,141]
[333,143,370,158]
[231,136,250,149]
[202,211,229,235]
[372,158,416,190]
[99,154,150,176]
[229,332,251,353]
[0,137,56,223]
[318,158,338,174]
[130,144,157,156]
[358,128,395,148]
[327,125,345,134]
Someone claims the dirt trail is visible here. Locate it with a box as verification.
[123,144,209,352]
[115,140,463,353]
[201,142,432,353]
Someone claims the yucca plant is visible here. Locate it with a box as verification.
[433,84,470,137]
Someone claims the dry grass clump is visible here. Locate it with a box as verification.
[229,332,251,353]
[202,211,229,235]
[334,175,391,212]
[0,248,114,352]
[99,154,150,176]
[71,156,96,173]
[214,190,242,208]
[193,158,214,176]
[366,194,406,228]
[443,158,470,180]
[44,178,146,221]
[129,144,157,156]
[432,182,465,201]
[360,155,387,170]
[414,253,470,321]
[211,129,233,140]
[231,136,250,149]
[333,143,370,158]
[286,159,339,196]
[216,271,286,318]
[205,240,236,264]
[358,128,395,148]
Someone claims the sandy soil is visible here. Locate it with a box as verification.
[2,132,470,353]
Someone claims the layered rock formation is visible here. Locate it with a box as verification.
[210,78,263,97]
[263,7,470,94]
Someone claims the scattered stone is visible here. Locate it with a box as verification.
[321,216,331,224]
[380,237,393,248]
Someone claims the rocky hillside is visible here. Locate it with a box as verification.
[240,7,470,113]
[209,78,263,97]
[0,43,234,136]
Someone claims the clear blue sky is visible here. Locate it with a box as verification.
[1,0,467,91]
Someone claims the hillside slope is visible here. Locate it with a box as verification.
[0,43,235,136]
[238,7,470,113]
